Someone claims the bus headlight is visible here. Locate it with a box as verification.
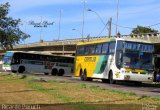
[148,77,153,80]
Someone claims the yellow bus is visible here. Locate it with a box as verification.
[74,37,154,84]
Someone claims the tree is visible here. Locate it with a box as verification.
[0,3,30,50]
[131,25,158,35]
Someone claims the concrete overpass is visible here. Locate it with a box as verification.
[0,33,160,55]
[0,36,107,55]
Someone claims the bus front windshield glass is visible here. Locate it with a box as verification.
[3,52,13,64]
[122,51,153,71]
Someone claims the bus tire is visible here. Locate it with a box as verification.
[18,66,25,73]
[102,79,109,83]
[80,69,88,81]
[134,81,142,86]
[80,69,83,80]
[51,68,58,76]
[86,77,92,81]
[44,73,49,75]
[108,71,116,84]
[58,69,64,76]
[12,70,17,73]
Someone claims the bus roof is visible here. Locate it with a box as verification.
[77,37,154,46]
[117,37,154,44]
[5,51,74,58]
[77,38,115,45]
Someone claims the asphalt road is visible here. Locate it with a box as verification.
[27,73,160,98]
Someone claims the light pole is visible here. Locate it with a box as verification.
[116,0,120,35]
[40,16,43,41]
[87,9,112,37]
[81,0,87,41]
[87,9,106,26]
[72,28,83,37]
[58,10,62,40]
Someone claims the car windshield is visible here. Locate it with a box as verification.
[122,51,154,71]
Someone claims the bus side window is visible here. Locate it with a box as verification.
[36,55,40,60]
[54,57,58,62]
[21,53,24,59]
[60,57,64,63]
[71,58,74,63]
[46,56,49,61]
[90,45,95,55]
[102,43,109,54]
[40,55,43,60]
[95,44,102,54]
[77,46,84,55]
[12,53,20,64]
[84,46,90,55]
[109,42,116,54]
[64,58,68,63]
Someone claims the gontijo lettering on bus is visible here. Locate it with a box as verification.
[84,57,96,62]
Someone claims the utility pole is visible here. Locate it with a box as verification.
[40,16,42,41]
[108,17,112,38]
[58,10,62,40]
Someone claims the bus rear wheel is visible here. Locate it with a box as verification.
[18,66,25,73]
[80,69,91,81]
[58,69,64,76]
[51,68,58,76]
[12,70,17,73]
[44,73,49,75]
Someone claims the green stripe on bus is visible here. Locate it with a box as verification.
[94,55,108,74]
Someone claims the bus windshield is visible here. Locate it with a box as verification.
[122,51,154,71]
[3,52,13,64]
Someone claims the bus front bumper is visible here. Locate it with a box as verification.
[118,73,153,82]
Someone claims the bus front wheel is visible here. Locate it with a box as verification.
[18,66,25,73]
[51,69,58,76]
[108,71,115,84]
[12,70,17,73]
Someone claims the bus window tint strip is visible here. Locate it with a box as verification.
[77,42,116,56]
[125,42,154,52]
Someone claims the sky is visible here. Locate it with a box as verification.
[1,0,160,44]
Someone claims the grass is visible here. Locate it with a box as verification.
[109,89,136,96]
[0,73,160,105]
